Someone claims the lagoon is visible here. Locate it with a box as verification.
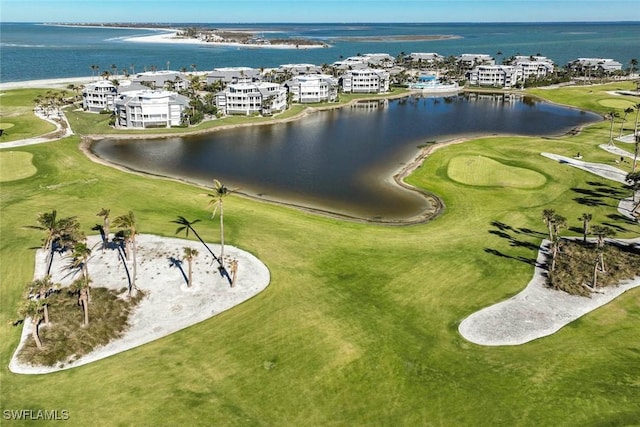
[92,93,601,222]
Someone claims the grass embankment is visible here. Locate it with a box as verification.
[0,82,639,426]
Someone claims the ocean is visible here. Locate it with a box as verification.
[1,22,640,83]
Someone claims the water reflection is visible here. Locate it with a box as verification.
[92,93,600,222]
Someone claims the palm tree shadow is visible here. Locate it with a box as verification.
[168,256,188,285]
[486,221,542,266]
[483,248,542,267]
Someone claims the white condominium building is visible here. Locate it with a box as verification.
[82,80,118,112]
[216,82,287,116]
[511,56,555,80]
[340,69,390,94]
[115,90,189,128]
[467,65,522,89]
[286,74,338,103]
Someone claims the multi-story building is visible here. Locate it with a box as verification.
[82,80,118,112]
[457,54,495,74]
[114,90,189,128]
[286,74,339,103]
[511,56,555,80]
[207,67,261,85]
[131,70,191,91]
[467,65,522,89]
[340,69,390,93]
[215,82,287,116]
[567,58,623,75]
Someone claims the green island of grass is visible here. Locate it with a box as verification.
[0,151,38,182]
[447,155,547,188]
[1,81,639,426]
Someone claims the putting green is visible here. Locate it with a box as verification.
[447,155,547,188]
[597,98,636,110]
[0,151,37,182]
[0,122,15,130]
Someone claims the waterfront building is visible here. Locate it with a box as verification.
[467,65,522,89]
[361,53,396,68]
[405,53,444,66]
[277,64,322,75]
[215,82,287,116]
[457,54,495,73]
[567,58,624,75]
[340,69,390,94]
[114,90,189,128]
[131,70,190,91]
[332,56,369,70]
[207,67,261,85]
[82,80,118,112]
[511,56,555,80]
[285,74,339,103]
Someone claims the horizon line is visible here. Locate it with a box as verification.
[2,20,640,25]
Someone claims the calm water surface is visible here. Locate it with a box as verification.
[92,94,601,221]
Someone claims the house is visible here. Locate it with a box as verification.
[467,65,522,89]
[82,80,118,112]
[362,53,395,68]
[332,56,369,70]
[131,70,190,91]
[114,90,189,128]
[207,67,261,85]
[286,74,338,103]
[340,69,390,94]
[215,82,287,116]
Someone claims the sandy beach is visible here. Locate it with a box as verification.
[122,29,327,49]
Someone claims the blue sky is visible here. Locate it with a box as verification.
[1,0,639,23]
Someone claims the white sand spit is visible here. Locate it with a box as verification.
[9,234,270,374]
[459,238,640,346]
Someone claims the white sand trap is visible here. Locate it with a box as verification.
[459,238,640,346]
[9,234,270,374]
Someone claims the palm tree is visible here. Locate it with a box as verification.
[27,276,58,326]
[182,247,199,287]
[579,213,593,243]
[17,300,45,349]
[172,216,222,266]
[90,64,100,80]
[112,211,138,296]
[69,278,91,327]
[629,58,638,76]
[626,172,640,216]
[96,208,111,250]
[619,107,634,138]
[208,179,230,261]
[608,111,619,146]
[549,213,566,272]
[590,225,616,290]
[542,208,557,240]
[27,211,81,275]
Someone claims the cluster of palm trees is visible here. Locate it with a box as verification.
[15,208,141,350]
[542,209,617,291]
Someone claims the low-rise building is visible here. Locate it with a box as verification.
[115,90,189,128]
[286,74,338,103]
[467,65,522,89]
[131,70,190,91]
[340,69,390,93]
[511,56,555,80]
[405,52,444,65]
[568,58,623,75]
[82,80,118,112]
[207,67,261,85]
[457,54,495,73]
[216,82,287,116]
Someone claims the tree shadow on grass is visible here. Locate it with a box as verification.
[486,221,542,266]
[572,180,628,208]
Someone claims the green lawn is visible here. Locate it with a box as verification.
[0,82,639,426]
[0,151,37,182]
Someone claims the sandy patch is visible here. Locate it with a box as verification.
[9,234,270,374]
[459,238,640,346]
